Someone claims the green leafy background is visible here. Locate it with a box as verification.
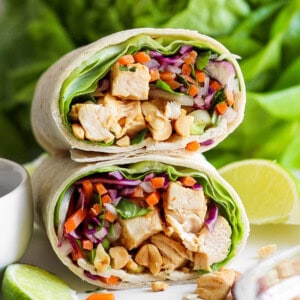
[0,0,299,173]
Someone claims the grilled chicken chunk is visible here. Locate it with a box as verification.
[150,233,189,271]
[194,216,232,271]
[164,182,207,251]
[111,62,150,100]
[118,208,163,250]
[78,103,116,143]
[101,94,146,137]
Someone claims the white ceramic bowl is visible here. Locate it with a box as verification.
[0,158,33,272]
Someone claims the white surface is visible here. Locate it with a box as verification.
[19,222,300,300]
[0,159,33,271]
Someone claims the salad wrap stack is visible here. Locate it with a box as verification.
[31,152,249,289]
[31,28,246,161]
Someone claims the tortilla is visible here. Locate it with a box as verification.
[31,28,246,161]
[31,152,249,289]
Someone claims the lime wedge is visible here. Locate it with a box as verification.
[219,159,300,224]
[2,264,77,300]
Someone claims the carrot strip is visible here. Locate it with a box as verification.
[82,239,94,250]
[104,211,116,222]
[64,208,87,234]
[184,50,197,64]
[195,70,206,83]
[94,182,107,195]
[90,203,102,216]
[188,84,199,97]
[185,141,200,152]
[150,177,165,189]
[180,176,197,187]
[210,80,222,91]
[146,191,160,207]
[82,180,93,203]
[160,71,176,81]
[182,63,192,75]
[225,88,234,106]
[71,247,85,261]
[165,79,181,90]
[118,54,134,65]
[86,292,115,300]
[133,51,151,64]
[215,102,228,115]
[99,276,120,285]
[101,194,112,204]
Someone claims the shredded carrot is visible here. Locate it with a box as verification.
[99,276,120,286]
[149,68,160,82]
[130,185,144,198]
[150,177,165,189]
[64,208,87,234]
[188,84,199,97]
[180,176,197,187]
[165,79,181,90]
[94,182,107,195]
[82,180,93,203]
[101,194,112,204]
[146,190,160,207]
[104,211,116,222]
[86,292,115,300]
[71,247,85,261]
[210,80,222,91]
[181,63,192,75]
[90,203,102,216]
[184,50,197,64]
[215,102,228,115]
[185,141,200,152]
[225,88,234,106]
[82,239,94,251]
[195,70,206,83]
[118,54,134,65]
[160,71,176,81]
[133,51,151,64]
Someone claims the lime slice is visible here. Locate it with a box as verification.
[219,159,300,224]
[2,264,77,300]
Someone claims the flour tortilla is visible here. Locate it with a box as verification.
[31,28,246,161]
[31,152,249,289]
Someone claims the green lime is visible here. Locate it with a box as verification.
[2,264,77,300]
[219,159,300,224]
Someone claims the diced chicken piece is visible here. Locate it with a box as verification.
[72,123,85,140]
[164,182,207,251]
[195,267,237,300]
[141,101,172,141]
[164,101,182,119]
[135,244,163,275]
[196,216,232,270]
[69,102,93,121]
[78,103,116,143]
[102,94,146,137]
[150,233,189,271]
[111,62,150,100]
[119,208,163,250]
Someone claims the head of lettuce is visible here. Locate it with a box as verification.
[31,28,246,161]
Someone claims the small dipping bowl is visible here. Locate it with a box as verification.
[0,158,33,273]
[234,246,300,300]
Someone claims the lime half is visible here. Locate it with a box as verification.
[2,264,77,300]
[219,159,300,224]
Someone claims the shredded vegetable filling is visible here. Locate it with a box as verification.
[56,169,233,284]
[68,45,239,147]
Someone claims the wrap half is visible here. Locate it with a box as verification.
[31,28,246,161]
[32,153,249,289]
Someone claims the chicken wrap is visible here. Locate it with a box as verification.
[31,28,246,161]
[32,152,249,289]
